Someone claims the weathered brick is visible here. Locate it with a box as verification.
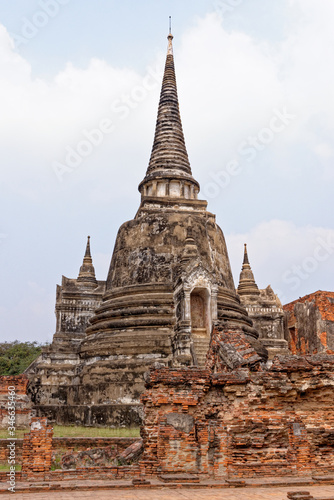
[0,374,32,429]
[140,354,334,478]
[284,291,334,355]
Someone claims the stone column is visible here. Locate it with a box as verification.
[184,288,191,323]
[211,286,218,322]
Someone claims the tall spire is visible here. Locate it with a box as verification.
[237,244,260,296]
[77,236,98,287]
[138,27,199,199]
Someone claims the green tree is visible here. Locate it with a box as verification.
[0,341,48,375]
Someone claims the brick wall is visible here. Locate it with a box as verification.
[0,375,32,429]
[15,418,142,482]
[52,436,138,452]
[16,418,143,481]
[21,417,53,475]
[140,355,334,478]
[284,291,334,355]
[0,436,139,462]
[206,326,263,372]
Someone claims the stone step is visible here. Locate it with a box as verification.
[192,335,210,367]
[158,474,200,483]
[287,493,314,500]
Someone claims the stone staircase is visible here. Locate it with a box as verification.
[192,334,211,367]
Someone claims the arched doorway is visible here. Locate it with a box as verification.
[190,288,211,336]
[190,288,211,367]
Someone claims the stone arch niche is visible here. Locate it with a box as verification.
[172,267,218,366]
[190,288,211,337]
[189,285,213,366]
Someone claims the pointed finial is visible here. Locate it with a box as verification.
[85,235,91,258]
[78,236,97,286]
[243,243,249,265]
[237,243,260,296]
[167,16,173,55]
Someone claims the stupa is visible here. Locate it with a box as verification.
[237,244,288,357]
[26,29,266,426]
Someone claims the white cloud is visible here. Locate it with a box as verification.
[314,143,333,161]
[177,13,284,164]
[1,3,334,341]
[173,8,334,183]
[1,5,334,192]
[0,24,162,193]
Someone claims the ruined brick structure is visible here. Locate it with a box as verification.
[7,323,334,482]
[25,30,318,428]
[284,291,334,355]
[0,375,31,429]
[21,417,53,476]
[25,30,278,425]
[237,244,288,358]
[140,334,334,478]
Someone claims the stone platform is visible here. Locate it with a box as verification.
[1,476,334,499]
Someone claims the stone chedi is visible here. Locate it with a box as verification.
[53,236,105,351]
[80,31,262,374]
[26,238,105,417]
[237,244,288,358]
[27,31,266,425]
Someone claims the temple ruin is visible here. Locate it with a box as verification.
[25,31,333,429]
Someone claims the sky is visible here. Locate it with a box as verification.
[0,0,334,343]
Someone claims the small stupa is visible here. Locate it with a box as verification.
[237,244,289,358]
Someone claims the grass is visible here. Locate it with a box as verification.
[0,426,140,439]
[0,463,21,472]
[0,426,140,473]
[0,429,26,439]
[53,425,140,438]
[51,453,62,471]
